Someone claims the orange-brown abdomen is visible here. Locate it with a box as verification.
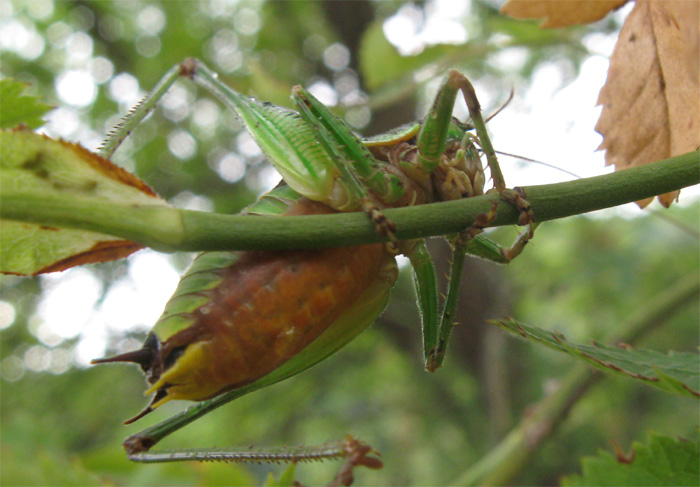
[124,197,396,409]
[163,241,390,401]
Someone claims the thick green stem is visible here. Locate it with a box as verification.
[1,152,698,252]
[0,194,185,252]
[453,273,700,486]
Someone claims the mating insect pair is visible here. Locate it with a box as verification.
[93,59,535,467]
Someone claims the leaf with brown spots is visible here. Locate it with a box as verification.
[500,0,629,28]
[595,0,700,207]
[0,129,169,275]
[492,318,700,398]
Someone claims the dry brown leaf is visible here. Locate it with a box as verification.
[595,0,700,207]
[500,0,629,28]
[34,240,145,275]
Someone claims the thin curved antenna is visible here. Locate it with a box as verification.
[484,88,515,124]
[495,150,583,179]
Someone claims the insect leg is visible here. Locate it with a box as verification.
[405,239,439,364]
[128,434,382,486]
[189,59,400,248]
[98,63,185,159]
[447,71,535,230]
[128,435,381,466]
[426,202,499,371]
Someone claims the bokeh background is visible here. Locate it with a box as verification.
[1,1,698,485]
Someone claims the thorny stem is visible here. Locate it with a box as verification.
[1,152,698,253]
[453,273,700,486]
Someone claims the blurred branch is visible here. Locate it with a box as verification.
[452,272,700,486]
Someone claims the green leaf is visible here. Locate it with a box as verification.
[263,464,297,487]
[562,433,699,486]
[0,79,53,129]
[0,130,169,275]
[1,445,108,486]
[492,318,700,397]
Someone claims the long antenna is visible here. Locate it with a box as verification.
[495,150,582,179]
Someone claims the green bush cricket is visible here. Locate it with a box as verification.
[92,59,535,472]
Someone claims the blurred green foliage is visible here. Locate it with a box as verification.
[0,78,53,128]
[1,0,697,486]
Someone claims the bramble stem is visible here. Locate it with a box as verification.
[1,152,697,252]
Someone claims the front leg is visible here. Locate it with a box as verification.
[447,71,536,233]
[405,240,439,365]
[416,70,536,230]
[411,71,538,371]
[404,203,499,372]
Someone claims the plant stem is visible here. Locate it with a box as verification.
[452,273,700,486]
[1,152,698,252]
